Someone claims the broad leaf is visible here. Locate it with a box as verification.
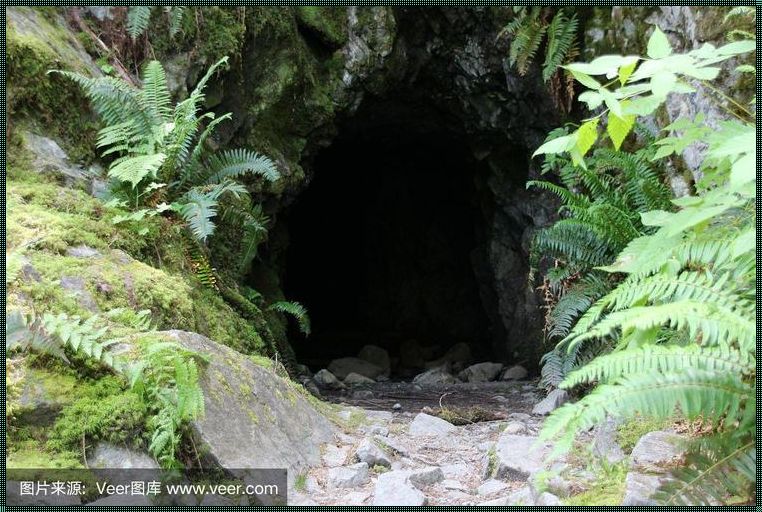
[647,27,672,59]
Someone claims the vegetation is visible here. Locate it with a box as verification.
[535,28,755,505]
[53,57,278,245]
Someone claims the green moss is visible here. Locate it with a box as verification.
[295,7,349,47]
[6,439,83,469]
[46,377,149,453]
[7,10,99,163]
[564,462,628,505]
[616,416,673,454]
[486,447,498,478]
[294,472,308,491]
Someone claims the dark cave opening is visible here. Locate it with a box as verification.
[283,99,500,375]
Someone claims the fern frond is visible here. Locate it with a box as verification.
[108,153,167,188]
[269,301,311,335]
[176,190,219,243]
[167,6,186,38]
[561,344,755,389]
[127,6,152,39]
[543,11,578,81]
[205,149,280,184]
[541,369,751,455]
[141,61,172,122]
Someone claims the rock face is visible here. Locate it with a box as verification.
[328,357,384,380]
[87,443,158,469]
[164,331,335,478]
[532,389,568,415]
[22,132,91,187]
[408,413,457,437]
[458,362,503,382]
[493,434,552,481]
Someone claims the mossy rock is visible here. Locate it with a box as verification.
[295,7,349,48]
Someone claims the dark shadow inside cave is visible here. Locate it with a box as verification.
[283,99,500,375]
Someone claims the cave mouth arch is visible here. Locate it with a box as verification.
[283,97,505,376]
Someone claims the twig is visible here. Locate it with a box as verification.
[68,8,137,85]
[82,434,89,468]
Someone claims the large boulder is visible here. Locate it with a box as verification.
[355,438,391,468]
[163,331,335,477]
[458,362,503,383]
[358,345,391,376]
[501,365,528,381]
[328,357,384,380]
[412,365,459,385]
[328,463,370,489]
[313,369,345,389]
[344,372,376,386]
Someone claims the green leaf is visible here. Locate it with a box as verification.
[569,70,602,90]
[578,91,603,109]
[716,40,756,56]
[618,59,638,85]
[565,55,626,76]
[607,111,636,150]
[647,27,672,59]
[681,66,721,80]
[651,71,677,98]
[533,134,576,157]
[575,119,599,158]
[599,88,623,118]
[730,152,754,186]
[624,95,663,116]
[108,153,167,188]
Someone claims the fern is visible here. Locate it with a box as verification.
[127,6,187,39]
[269,301,311,336]
[502,7,579,82]
[57,57,279,246]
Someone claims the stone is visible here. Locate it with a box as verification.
[162,331,335,476]
[502,421,527,435]
[477,479,509,496]
[87,443,158,469]
[323,444,351,467]
[501,365,528,380]
[344,372,376,386]
[412,364,459,385]
[377,435,408,456]
[23,132,88,187]
[425,342,473,369]
[358,345,391,375]
[591,417,625,464]
[409,466,444,487]
[66,245,102,258]
[355,438,391,468]
[59,275,99,312]
[352,389,374,400]
[535,492,563,505]
[621,471,669,505]
[532,389,568,416]
[442,463,471,479]
[313,369,345,389]
[392,402,402,411]
[16,367,71,426]
[328,462,370,489]
[458,362,503,383]
[295,364,312,377]
[328,357,384,380]
[341,491,371,505]
[503,485,535,505]
[409,413,457,436]
[373,471,427,505]
[442,479,466,491]
[630,431,687,472]
[494,434,552,481]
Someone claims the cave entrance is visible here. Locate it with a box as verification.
[284,99,498,376]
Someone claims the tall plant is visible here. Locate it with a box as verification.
[534,28,755,504]
[52,57,279,245]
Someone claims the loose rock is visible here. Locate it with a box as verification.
[412,365,459,385]
[409,466,444,487]
[328,357,384,380]
[409,413,457,437]
[373,471,426,505]
[358,345,391,376]
[344,372,376,386]
[532,388,568,416]
[501,365,528,381]
[355,438,391,468]
[477,479,509,496]
[328,462,370,489]
[494,434,552,480]
[313,369,345,390]
[458,362,503,383]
